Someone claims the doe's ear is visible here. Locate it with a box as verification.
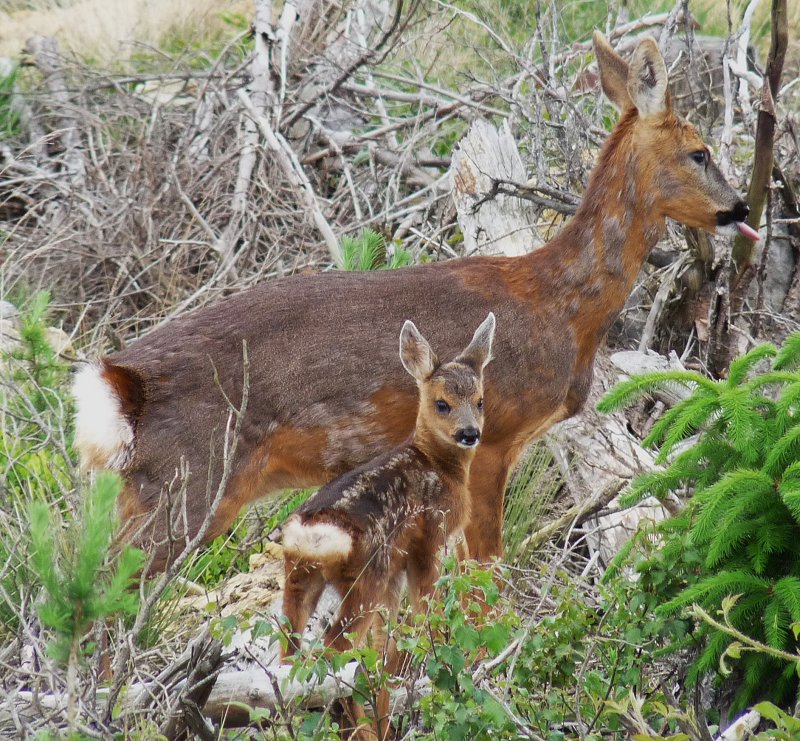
[593,31,632,112]
[399,321,438,382]
[456,312,496,372]
[626,37,670,118]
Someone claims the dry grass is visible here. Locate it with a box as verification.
[0,0,252,61]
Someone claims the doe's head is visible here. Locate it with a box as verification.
[593,32,758,242]
[399,313,495,450]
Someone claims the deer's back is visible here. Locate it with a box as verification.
[106,257,580,519]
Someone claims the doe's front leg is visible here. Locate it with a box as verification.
[463,444,512,561]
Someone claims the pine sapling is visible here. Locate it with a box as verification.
[598,333,800,709]
[29,472,144,731]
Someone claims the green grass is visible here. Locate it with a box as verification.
[503,442,564,566]
[0,64,22,141]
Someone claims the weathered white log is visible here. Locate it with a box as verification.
[451,119,539,257]
[5,662,361,728]
[610,349,691,407]
[717,709,761,740]
[546,355,668,568]
[204,662,359,722]
[6,660,431,729]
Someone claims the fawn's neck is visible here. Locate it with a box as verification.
[410,424,475,484]
[521,110,665,362]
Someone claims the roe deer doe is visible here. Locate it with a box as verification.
[73,33,758,569]
[281,313,494,740]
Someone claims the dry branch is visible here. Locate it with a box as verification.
[707,0,789,374]
[731,0,789,280]
[237,90,343,267]
[221,0,283,262]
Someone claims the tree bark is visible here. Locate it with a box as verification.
[706,0,788,374]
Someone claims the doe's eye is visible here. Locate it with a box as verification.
[435,400,451,414]
[690,150,708,166]
[477,398,484,411]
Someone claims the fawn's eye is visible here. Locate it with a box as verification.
[690,150,708,166]
[477,398,484,410]
[436,400,450,414]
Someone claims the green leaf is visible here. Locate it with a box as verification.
[765,425,800,478]
[774,577,800,622]
[480,623,510,655]
[692,469,773,545]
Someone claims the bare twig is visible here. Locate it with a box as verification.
[238,89,343,266]
[24,36,86,188]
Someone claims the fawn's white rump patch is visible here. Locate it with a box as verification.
[283,518,353,560]
[72,364,134,470]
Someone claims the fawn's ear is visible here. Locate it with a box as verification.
[626,37,670,118]
[457,312,496,371]
[399,320,438,381]
[594,31,633,112]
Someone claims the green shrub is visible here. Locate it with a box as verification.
[340,229,413,271]
[257,557,672,739]
[0,63,22,141]
[599,333,800,710]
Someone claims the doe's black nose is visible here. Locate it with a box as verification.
[456,427,480,447]
[718,201,750,226]
[733,201,749,222]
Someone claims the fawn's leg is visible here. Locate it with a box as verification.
[454,530,470,562]
[371,571,406,741]
[325,576,383,740]
[406,536,442,613]
[281,555,326,658]
[324,576,378,652]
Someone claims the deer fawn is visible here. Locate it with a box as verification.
[281,313,493,739]
[73,33,758,570]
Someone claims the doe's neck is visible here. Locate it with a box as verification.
[523,110,666,349]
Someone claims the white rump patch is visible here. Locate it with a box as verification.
[72,364,134,470]
[283,518,352,560]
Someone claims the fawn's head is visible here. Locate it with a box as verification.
[399,313,495,452]
[593,32,758,242]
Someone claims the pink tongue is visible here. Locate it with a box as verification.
[737,222,760,241]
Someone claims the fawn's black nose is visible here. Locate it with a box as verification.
[455,427,480,447]
[717,201,749,226]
